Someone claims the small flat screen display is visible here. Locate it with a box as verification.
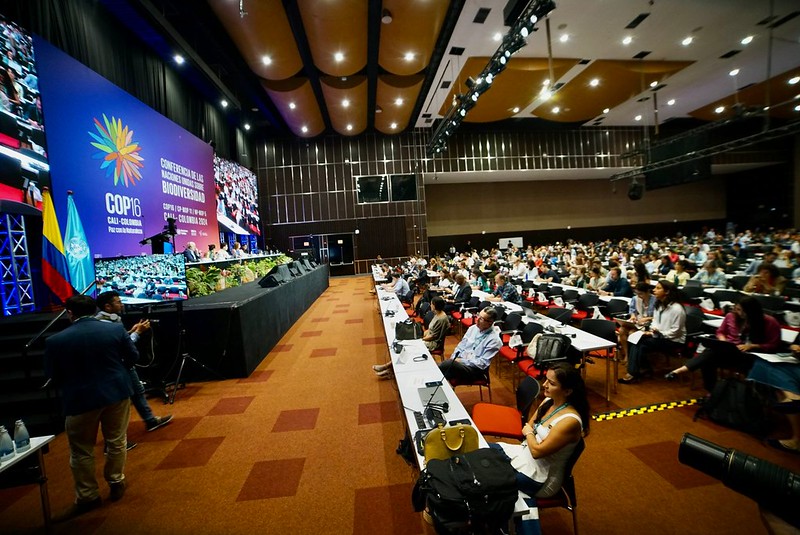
[94,253,188,304]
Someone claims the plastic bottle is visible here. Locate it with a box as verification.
[0,425,15,462]
[13,420,30,453]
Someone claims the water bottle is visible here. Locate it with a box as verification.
[13,420,30,453]
[0,425,15,462]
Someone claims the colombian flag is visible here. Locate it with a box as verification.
[42,188,73,304]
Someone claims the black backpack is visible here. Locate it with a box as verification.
[412,448,518,534]
[694,377,770,436]
[531,333,573,367]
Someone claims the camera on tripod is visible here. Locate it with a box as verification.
[679,433,800,528]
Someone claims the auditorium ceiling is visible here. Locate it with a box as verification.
[107,0,800,139]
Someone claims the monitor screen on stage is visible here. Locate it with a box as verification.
[34,36,217,258]
[214,156,261,236]
[94,253,189,304]
[0,14,49,211]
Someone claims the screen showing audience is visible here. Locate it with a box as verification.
[95,253,189,304]
[0,14,48,211]
[214,156,261,236]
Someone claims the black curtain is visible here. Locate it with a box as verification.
[1,0,233,159]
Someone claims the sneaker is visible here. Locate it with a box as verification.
[146,415,173,432]
[109,480,126,501]
[54,497,101,522]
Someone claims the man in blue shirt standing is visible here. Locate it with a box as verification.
[439,307,502,385]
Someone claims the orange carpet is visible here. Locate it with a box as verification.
[1,275,799,534]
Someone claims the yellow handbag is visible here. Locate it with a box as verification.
[423,423,480,463]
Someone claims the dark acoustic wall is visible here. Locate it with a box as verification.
[268,216,407,262]
[257,132,430,262]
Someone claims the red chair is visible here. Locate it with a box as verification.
[471,376,540,439]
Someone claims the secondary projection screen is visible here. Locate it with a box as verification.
[214,156,261,236]
[34,36,217,258]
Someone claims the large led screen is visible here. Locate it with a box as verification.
[0,14,49,211]
[34,36,217,258]
[214,156,261,236]
[95,253,188,304]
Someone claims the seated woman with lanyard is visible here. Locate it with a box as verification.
[619,280,686,384]
[490,363,589,535]
[617,282,656,364]
[665,296,781,389]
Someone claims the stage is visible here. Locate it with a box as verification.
[132,264,329,380]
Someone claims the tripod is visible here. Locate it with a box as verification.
[163,300,225,404]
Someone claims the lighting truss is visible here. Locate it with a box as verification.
[426,0,557,156]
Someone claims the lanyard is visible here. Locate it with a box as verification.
[534,402,569,431]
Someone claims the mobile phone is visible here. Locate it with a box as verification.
[425,380,442,387]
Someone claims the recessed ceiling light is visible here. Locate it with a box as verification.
[715,106,725,114]
[346,124,353,131]
[390,122,398,129]
[334,52,344,62]
[493,32,502,41]
[220,99,228,108]
[342,99,350,107]
[602,108,610,114]
[622,36,633,45]
[789,76,800,85]
[395,98,404,106]
[667,99,676,106]
[540,89,552,101]
[512,107,520,113]
[552,106,560,114]
[795,104,800,112]
[649,81,658,88]
[301,126,308,133]
[741,35,753,45]
[262,55,272,65]
[681,36,693,46]
[520,26,529,38]
[404,52,415,61]
[559,34,569,43]
[634,114,642,121]
[542,79,550,86]
[244,123,250,131]
[289,102,296,110]
[590,78,599,87]
[729,68,740,77]
[173,54,185,65]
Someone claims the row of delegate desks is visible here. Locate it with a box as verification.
[370,276,531,518]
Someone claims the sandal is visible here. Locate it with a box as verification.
[766,438,800,455]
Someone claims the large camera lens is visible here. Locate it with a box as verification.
[679,434,800,528]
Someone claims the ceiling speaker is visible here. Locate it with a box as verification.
[628,180,644,201]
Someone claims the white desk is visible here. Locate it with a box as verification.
[0,435,56,533]
[373,286,529,515]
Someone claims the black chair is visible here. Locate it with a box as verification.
[728,275,750,291]
[580,318,620,388]
[572,292,600,321]
[709,289,742,310]
[537,438,586,534]
[752,294,786,322]
[548,307,574,324]
[562,289,580,305]
[603,298,629,318]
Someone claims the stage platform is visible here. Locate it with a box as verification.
[130,264,329,380]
